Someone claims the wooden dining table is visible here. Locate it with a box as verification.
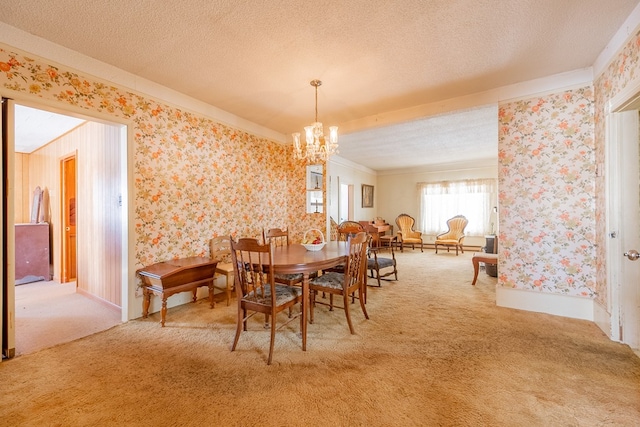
[270,241,349,350]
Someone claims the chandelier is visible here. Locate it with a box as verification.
[292,79,338,163]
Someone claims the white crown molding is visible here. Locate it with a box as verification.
[594,2,640,78]
[340,68,594,135]
[0,23,287,143]
[376,159,498,177]
[328,155,377,175]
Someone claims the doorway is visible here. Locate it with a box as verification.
[2,99,129,358]
[339,182,354,223]
[607,85,640,352]
[61,154,77,283]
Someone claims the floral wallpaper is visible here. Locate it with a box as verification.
[0,45,323,272]
[498,87,597,298]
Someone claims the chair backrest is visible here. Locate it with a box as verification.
[396,213,416,233]
[229,237,275,304]
[363,224,381,247]
[337,221,364,241]
[210,235,232,262]
[344,231,369,289]
[445,215,468,238]
[263,227,289,247]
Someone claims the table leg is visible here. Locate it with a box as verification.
[302,272,308,351]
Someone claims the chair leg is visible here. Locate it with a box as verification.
[472,257,480,285]
[231,306,244,351]
[267,311,276,365]
[310,290,316,324]
[225,272,233,306]
[343,292,355,334]
[358,284,369,320]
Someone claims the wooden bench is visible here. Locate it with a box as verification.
[137,256,218,326]
[471,252,498,285]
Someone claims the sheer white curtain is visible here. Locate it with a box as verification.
[418,179,497,236]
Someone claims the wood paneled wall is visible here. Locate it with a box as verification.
[14,153,30,223]
[27,121,123,307]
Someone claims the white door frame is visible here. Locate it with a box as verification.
[606,76,640,350]
[1,93,134,360]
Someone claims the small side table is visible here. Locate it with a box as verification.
[137,257,218,326]
[379,234,398,249]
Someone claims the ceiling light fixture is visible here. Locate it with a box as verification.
[292,79,338,163]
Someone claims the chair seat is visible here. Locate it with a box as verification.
[309,272,344,290]
[245,284,303,305]
[434,239,459,245]
[368,257,394,269]
[275,273,303,281]
[216,261,234,274]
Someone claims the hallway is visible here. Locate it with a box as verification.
[13,280,121,357]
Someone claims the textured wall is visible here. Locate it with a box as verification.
[0,45,322,273]
[498,87,597,298]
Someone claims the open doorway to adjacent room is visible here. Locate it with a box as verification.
[6,101,128,357]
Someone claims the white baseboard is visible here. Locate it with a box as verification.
[593,300,615,340]
[496,287,594,321]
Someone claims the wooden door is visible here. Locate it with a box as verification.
[608,95,640,351]
[617,110,640,349]
[61,155,77,283]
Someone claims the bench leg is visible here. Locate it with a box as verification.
[208,281,216,309]
[161,298,168,327]
[142,288,151,317]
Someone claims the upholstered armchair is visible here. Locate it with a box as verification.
[434,215,469,255]
[395,213,423,252]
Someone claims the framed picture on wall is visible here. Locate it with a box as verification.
[362,184,374,208]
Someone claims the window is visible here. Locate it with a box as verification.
[418,179,497,236]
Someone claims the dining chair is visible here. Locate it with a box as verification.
[366,231,398,287]
[308,231,369,334]
[336,220,364,241]
[230,237,304,365]
[263,227,315,286]
[434,215,469,255]
[325,220,365,274]
[209,236,235,306]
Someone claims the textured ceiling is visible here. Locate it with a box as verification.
[14,105,85,153]
[3,0,639,170]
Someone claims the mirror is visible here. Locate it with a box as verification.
[306,165,323,213]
